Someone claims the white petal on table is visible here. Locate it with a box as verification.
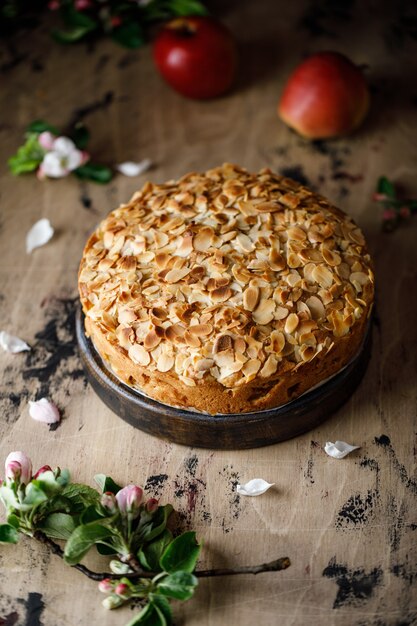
[236,478,275,497]
[0,331,30,353]
[26,218,54,254]
[116,159,152,177]
[324,440,360,459]
[29,398,61,424]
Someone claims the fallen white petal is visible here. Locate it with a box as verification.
[236,478,275,497]
[26,218,54,254]
[116,159,152,177]
[0,331,31,353]
[29,398,60,424]
[324,440,360,459]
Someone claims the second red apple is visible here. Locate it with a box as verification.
[278,51,370,139]
[153,16,237,99]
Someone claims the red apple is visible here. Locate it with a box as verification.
[278,51,370,139]
[153,16,237,99]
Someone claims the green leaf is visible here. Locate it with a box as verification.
[7,513,20,529]
[159,531,201,574]
[26,120,59,135]
[377,176,396,199]
[139,529,173,572]
[149,595,172,624]
[53,7,97,43]
[139,504,173,543]
[169,0,209,16]
[96,542,117,556]
[8,133,44,175]
[80,504,106,524]
[64,522,112,565]
[60,483,100,512]
[0,523,19,544]
[75,163,113,184]
[39,512,77,540]
[157,570,197,601]
[70,123,90,150]
[94,474,122,494]
[125,601,166,626]
[53,25,96,43]
[111,22,144,49]
[22,482,49,508]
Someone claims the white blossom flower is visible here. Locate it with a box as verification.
[38,137,88,179]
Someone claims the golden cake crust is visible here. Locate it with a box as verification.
[78,163,374,414]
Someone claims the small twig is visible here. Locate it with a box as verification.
[34,532,290,581]
[193,558,291,577]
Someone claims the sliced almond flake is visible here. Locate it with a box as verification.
[165,268,191,283]
[242,358,261,377]
[189,323,212,337]
[284,312,299,334]
[116,159,152,177]
[0,331,31,353]
[118,309,137,324]
[259,355,278,378]
[26,218,54,254]
[324,440,360,459]
[306,295,325,320]
[321,246,342,266]
[252,299,275,325]
[128,343,151,366]
[236,233,255,253]
[29,398,60,424]
[270,330,285,354]
[312,265,334,288]
[156,353,174,372]
[236,479,275,496]
[242,285,260,312]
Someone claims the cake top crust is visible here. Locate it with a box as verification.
[79,163,374,389]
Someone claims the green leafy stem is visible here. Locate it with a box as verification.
[373,176,417,232]
[34,529,290,581]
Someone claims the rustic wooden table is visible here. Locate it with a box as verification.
[1,1,417,624]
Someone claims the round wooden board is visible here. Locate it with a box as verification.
[76,308,372,449]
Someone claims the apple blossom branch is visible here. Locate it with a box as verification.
[34,531,290,581]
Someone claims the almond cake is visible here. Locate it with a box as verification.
[78,163,374,414]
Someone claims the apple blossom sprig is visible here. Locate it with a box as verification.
[48,0,209,48]
[8,120,113,183]
[373,176,417,232]
[0,452,290,626]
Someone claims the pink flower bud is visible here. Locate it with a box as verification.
[110,16,122,28]
[115,485,143,517]
[33,465,53,479]
[75,0,91,9]
[101,491,117,513]
[5,451,32,485]
[98,578,114,594]
[145,498,159,513]
[399,206,411,219]
[38,131,55,150]
[48,0,60,10]
[114,583,129,597]
[372,192,388,202]
[382,209,396,221]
